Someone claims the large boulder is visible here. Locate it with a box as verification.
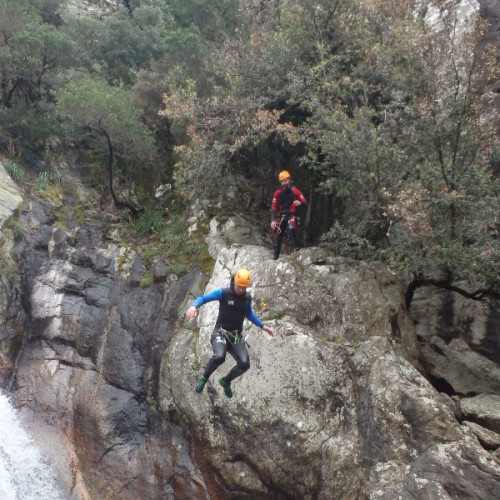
[411,287,500,395]
[160,244,500,498]
[461,394,500,434]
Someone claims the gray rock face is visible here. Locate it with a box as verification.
[1,197,208,499]
[0,163,23,367]
[160,243,500,499]
[461,394,500,434]
[0,163,23,229]
[2,188,500,498]
[464,421,500,450]
[412,287,500,396]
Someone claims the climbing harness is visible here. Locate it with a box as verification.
[219,327,241,345]
[218,327,250,348]
[273,212,300,234]
[273,213,289,234]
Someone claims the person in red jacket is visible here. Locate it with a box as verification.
[270,170,308,260]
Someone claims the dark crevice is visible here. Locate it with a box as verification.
[428,374,455,396]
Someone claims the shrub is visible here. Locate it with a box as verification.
[140,269,154,288]
[6,217,23,241]
[320,222,376,260]
[5,161,25,184]
[136,210,166,235]
[36,171,57,191]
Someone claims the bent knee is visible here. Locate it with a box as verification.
[212,354,226,365]
[238,358,250,371]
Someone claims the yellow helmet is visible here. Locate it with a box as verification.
[279,170,291,182]
[234,268,251,288]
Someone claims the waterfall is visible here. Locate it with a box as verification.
[0,391,61,500]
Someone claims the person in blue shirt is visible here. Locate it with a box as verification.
[186,269,274,398]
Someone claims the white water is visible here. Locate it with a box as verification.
[0,391,61,500]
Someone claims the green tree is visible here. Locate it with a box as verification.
[163,0,306,200]
[0,0,76,152]
[314,0,500,303]
[0,0,74,106]
[385,2,500,303]
[56,76,157,213]
[181,0,500,304]
[296,0,417,239]
[167,0,240,42]
[7,22,76,104]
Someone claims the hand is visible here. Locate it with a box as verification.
[271,221,277,230]
[263,325,274,337]
[186,305,198,319]
[293,200,301,207]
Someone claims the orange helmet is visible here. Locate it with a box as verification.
[279,170,291,182]
[234,268,251,287]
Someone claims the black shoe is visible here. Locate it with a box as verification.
[195,376,207,393]
[219,377,233,398]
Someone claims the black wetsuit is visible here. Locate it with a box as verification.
[194,282,263,383]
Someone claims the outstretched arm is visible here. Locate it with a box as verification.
[186,289,223,318]
[246,298,274,337]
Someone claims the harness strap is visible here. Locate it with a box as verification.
[219,327,240,345]
[274,213,289,233]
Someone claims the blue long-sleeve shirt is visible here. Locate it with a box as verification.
[193,288,264,328]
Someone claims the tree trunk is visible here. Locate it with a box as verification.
[99,123,139,217]
[405,274,498,310]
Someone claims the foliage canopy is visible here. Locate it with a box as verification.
[0,0,498,301]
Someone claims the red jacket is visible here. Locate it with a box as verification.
[271,186,307,221]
